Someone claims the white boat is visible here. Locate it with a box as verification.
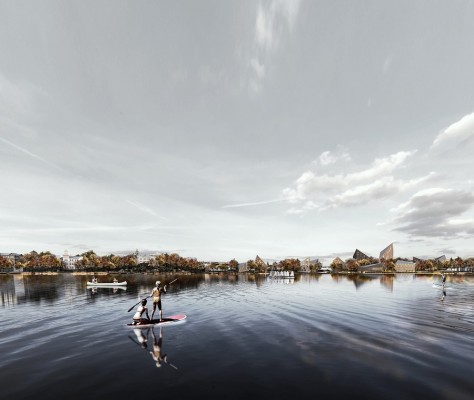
[269,270,294,278]
[318,267,332,273]
[86,281,127,286]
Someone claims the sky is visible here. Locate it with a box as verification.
[1,0,474,264]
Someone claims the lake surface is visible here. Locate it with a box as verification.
[1,273,473,400]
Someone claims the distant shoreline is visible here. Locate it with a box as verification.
[1,271,472,276]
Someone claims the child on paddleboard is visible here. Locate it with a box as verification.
[133,299,150,325]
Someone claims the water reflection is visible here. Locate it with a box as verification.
[2,272,474,307]
[346,274,378,288]
[2,272,474,400]
[128,325,177,370]
[0,274,61,305]
[266,275,295,284]
[88,286,126,295]
[380,275,394,292]
[440,286,447,301]
[150,326,176,369]
[129,327,150,349]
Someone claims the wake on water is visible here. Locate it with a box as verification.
[432,283,452,289]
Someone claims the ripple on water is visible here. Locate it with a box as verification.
[1,273,474,400]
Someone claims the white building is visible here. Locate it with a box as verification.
[61,250,82,270]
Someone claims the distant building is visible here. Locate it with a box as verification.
[61,250,82,270]
[358,262,384,273]
[0,253,21,264]
[300,258,311,273]
[0,253,21,272]
[300,257,320,273]
[379,243,394,260]
[238,262,249,273]
[353,249,369,261]
[395,260,416,272]
[255,255,267,269]
[137,253,153,264]
[331,257,343,266]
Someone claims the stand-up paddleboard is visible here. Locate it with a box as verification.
[127,314,187,328]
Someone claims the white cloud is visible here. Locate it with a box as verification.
[282,150,419,211]
[255,3,274,51]
[346,151,416,182]
[247,0,302,93]
[431,112,474,149]
[327,174,435,209]
[255,0,301,51]
[318,149,351,166]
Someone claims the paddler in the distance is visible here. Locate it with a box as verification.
[132,299,151,325]
[150,281,167,322]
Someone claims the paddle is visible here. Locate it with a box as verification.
[127,278,178,312]
[166,278,178,287]
[127,295,151,312]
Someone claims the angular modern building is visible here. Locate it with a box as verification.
[379,243,394,260]
[353,249,369,260]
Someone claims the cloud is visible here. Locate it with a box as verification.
[392,188,474,238]
[247,0,302,93]
[317,149,351,166]
[255,0,301,51]
[431,112,474,149]
[282,150,422,211]
[222,198,283,209]
[327,174,436,209]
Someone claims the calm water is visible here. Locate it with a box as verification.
[1,273,473,400]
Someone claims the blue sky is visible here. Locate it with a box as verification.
[1,1,474,263]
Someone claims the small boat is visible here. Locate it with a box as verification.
[318,267,332,274]
[86,281,127,286]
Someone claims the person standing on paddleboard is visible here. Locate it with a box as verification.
[150,281,167,322]
[133,299,150,325]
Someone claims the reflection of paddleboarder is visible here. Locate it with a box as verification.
[150,326,166,367]
[133,328,149,349]
[149,326,176,369]
[441,288,446,301]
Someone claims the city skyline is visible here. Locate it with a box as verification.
[1,1,474,265]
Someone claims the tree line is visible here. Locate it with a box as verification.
[0,250,206,273]
[330,256,474,272]
[0,251,323,273]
